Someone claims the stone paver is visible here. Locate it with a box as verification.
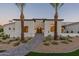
[0,33,44,56]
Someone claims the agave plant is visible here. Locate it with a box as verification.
[16,3,26,42]
[50,3,64,40]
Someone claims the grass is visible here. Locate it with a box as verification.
[26,49,79,56]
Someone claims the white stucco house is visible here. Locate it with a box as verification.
[3,18,79,38]
[3,19,63,37]
[62,22,79,33]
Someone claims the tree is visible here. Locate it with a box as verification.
[16,3,26,42]
[50,3,64,40]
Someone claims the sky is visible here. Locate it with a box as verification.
[0,3,79,25]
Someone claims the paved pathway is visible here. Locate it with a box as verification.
[0,33,44,56]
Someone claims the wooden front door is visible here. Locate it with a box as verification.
[36,27,42,33]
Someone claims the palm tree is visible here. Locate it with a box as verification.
[16,3,26,42]
[50,3,64,40]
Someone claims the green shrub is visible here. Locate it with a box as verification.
[2,34,10,40]
[0,32,4,37]
[59,36,69,40]
[0,50,6,52]
[67,35,72,39]
[67,39,73,42]
[9,40,14,43]
[21,37,32,43]
[45,35,53,42]
[43,42,50,46]
[61,41,69,44]
[28,37,32,40]
[7,37,20,44]
[51,41,59,45]
[75,35,79,37]
[13,41,20,46]
[22,40,28,43]
[15,37,20,41]
[6,41,11,44]
[0,40,2,42]
[6,34,10,38]
[2,36,7,40]
[43,40,47,42]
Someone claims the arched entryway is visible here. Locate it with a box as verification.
[36,27,43,33]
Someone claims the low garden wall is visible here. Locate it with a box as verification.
[60,33,79,37]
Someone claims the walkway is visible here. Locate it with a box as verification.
[0,33,44,56]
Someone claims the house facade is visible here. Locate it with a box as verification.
[3,19,63,37]
[62,22,79,34]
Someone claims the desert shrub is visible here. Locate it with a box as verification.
[15,37,20,41]
[0,50,6,52]
[0,40,2,42]
[13,41,20,46]
[51,41,59,45]
[75,35,79,37]
[22,40,28,43]
[2,34,10,40]
[59,36,69,40]
[8,37,20,44]
[45,35,53,42]
[22,37,32,43]
[28,37,32,40]
[43,42,50,46]
[67,35,72,39]
[2,35,7,40]
[5,34,10,38]
[6,41,11,44]
[0,32,4,37]
[67,39,73,42]
[61,41,69,44]
[8,40,14,43]
[43,40,47,42]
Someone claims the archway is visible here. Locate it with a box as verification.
[36,27,43,33]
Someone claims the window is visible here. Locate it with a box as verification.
[71,31,73,33]
[66,31,69,33]
[9,28,11,30]
[61,26,65,33]
[78,31,79,33]
[24,26,28,32]
[50,26,55,32]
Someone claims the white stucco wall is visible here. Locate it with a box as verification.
[4,21,35,38]
[4,23,16,37]
[60,33,79,37]
[4,20,62,37]
[14,21,35,37]
[24,21,35,37]
[44,21,61,37]
[64,23,79,33]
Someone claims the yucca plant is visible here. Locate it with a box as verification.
[50,3,64,40]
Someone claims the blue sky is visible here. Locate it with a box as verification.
[0,3,79,25]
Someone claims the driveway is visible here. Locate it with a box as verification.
[0,33,44,56]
